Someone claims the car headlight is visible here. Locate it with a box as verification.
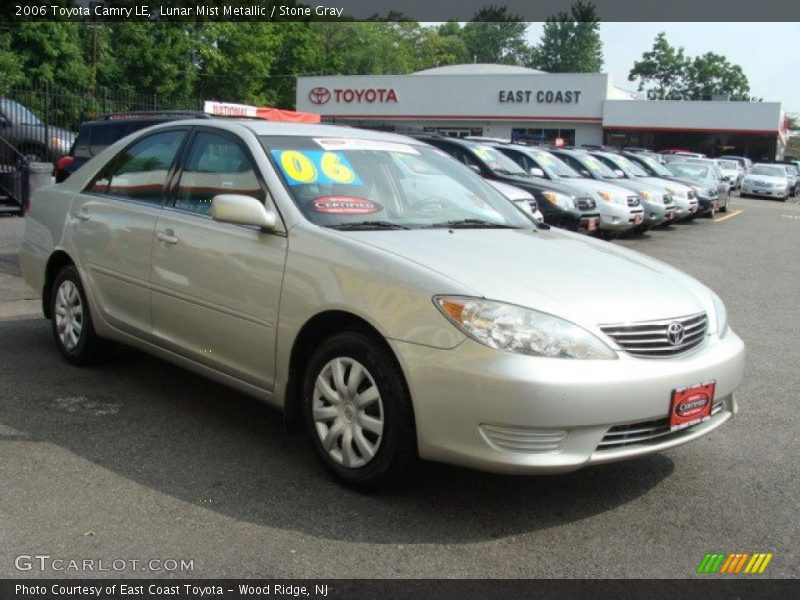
[434,297,617,359]
[638,191,652,200]
[541,191,576,210]
[665,186,677,195]
[709,290,728,338]
[597,191,612,202]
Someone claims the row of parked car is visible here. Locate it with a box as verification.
[408,136,733,238]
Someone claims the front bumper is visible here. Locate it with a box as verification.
[390,329,745,474]
[742,184,787,198]
[597,203,644,231]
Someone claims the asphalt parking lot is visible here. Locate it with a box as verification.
[0,193,798,579]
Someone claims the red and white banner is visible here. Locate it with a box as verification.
[204,101,321,123]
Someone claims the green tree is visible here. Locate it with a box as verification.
[531,1,604,72]
[628,33,690,99]
[196,23,281,105]
[9,23,92,89]
[459,6,530,65]
[684,52,752,101]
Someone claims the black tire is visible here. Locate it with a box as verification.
[50,265,108,365]
[301,330,417,489]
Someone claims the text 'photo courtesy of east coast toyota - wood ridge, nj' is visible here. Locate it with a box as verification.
[0,1,799,599]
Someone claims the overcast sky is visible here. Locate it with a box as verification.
[524,22,800,114]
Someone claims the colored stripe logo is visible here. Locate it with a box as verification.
[696,552,773,574]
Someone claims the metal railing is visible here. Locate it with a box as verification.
[0,83,203,208]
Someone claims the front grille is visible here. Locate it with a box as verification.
[600,312,708,358]
[597,400,723,449]
[576,197,596,210]
[626,195,640,207]
[480,424,566,454]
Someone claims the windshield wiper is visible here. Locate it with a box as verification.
[429,219,523,229]
[328,221,411,231]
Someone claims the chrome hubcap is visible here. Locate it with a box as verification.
[54,280,83,351]
[312,357,384,468]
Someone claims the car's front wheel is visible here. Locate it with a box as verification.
[50,265,107,365]
[302,331,417,488]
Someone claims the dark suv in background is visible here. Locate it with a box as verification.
[411,134,600,233]
[54,110,209,182]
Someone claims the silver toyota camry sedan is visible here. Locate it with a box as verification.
[20,119,746,488]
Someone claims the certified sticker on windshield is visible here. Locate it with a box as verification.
[311,196,382,215]
[313,138,419,155]
[272,150,363,186]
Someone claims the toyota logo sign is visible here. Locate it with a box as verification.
[667,322,685,346]
[309,87,331,105]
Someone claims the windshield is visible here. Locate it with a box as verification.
[469,144,528,176]
[575,154,619,179]
[718,160,738,170]
[608,154,649,177]
[666,163,708,181]
[750,165,785,177]
[528,149,582,178]
[261,136,533,230]
[637,155,673,177]
[0,98,43,125]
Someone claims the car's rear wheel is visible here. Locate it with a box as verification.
[302,331,417,488]
[50,265,107,365]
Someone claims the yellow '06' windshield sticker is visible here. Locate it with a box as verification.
[271,150,363,186]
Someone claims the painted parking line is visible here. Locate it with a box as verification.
[713,209,743,223]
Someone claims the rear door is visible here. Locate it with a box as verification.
[149,128,287,390]
[68,128,188,338]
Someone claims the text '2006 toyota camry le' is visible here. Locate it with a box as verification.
[20,119,745,488]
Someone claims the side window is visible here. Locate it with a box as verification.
[174,132,264,216]
[98,130,186,204]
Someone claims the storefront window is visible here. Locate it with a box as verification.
[511,128,575,146]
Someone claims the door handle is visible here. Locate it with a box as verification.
[71,208,90,221]
[156,229,179,245]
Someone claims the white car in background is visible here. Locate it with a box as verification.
[741,163,792,200]
[717,159,743,190]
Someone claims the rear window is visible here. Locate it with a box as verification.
[76,119,177,157]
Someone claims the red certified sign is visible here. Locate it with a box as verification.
[669,381,715,430]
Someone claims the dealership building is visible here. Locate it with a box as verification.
[296,64,788,159]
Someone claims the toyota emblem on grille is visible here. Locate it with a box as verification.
[309,87,331,104]
[667,322,685,345]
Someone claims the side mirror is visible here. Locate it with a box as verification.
[614,169,625,177]
[211,194,277,230]
[580,170,591,177]
[529,167,545,178]
[468,164,481,175]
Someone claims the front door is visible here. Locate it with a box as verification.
[68,128,188,338]
[149,129,287,391]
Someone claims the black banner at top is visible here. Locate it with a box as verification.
[3,0,800,22]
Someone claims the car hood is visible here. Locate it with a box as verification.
[494,174,579,196]
[744,174,786,184]
[345,228,713,330]
[551,176,633,200]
